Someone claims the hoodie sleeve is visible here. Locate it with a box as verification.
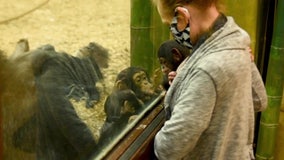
[154,69,216,160]
[251,62,267,112]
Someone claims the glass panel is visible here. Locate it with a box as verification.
[0,0,165,159]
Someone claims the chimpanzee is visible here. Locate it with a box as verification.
[4,39,109,160]
[8,38,30,61]
[98,89,143,146]
[1,39,40,156]
[0,50,7,92]
[99,66,160,145]
[157,40,191,90]
[76,42,109,69]
[0,50,8,110]
[116,66,158,103]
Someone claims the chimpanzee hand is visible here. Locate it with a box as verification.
[128,115,138,123]
[66,84,97,108]
[66,84,87,100]
[247,47,254,62]
[168,71,177,85]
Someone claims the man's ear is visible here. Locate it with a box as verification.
[171,48,183,62]
[175,7,190,23]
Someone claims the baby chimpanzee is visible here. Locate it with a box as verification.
[99,66,160,145]
[157,40,191,90]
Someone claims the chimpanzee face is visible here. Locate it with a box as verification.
[132,71,154,95]
[159,57,174,76]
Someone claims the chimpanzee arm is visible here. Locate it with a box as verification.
[100,89,143,145]
[36,59,97,159]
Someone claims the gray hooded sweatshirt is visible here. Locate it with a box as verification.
[154,17,267,160]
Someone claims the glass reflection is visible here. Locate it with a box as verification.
[0,0,163,159]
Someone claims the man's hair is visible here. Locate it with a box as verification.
[152,0,177,23]
[152,0,224,23]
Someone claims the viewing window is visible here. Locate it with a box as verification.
[0,0,168,159]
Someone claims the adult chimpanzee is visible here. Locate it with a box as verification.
[157,40,191,90]
[35,51,103,160]
[1,40,40,158]
[0,50,7,92]
[99,66,160,145]
[5,39,109,160]
[76,42,109,69]
[0,50,8,114]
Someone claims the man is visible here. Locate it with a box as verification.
[152,0,267,159]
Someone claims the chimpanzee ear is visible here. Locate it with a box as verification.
[171,48,183,62]
[115,80,128,90]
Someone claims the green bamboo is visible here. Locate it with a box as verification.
[130,0,154,75]
[275,88,284,159]
[151,7,170,69]
[256,0,284,159]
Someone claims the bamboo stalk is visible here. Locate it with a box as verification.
[130,0,154,75]
[275,88,284,159]
[151,7,170,69]
[130,0,169,76]
[256,0,284,159]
